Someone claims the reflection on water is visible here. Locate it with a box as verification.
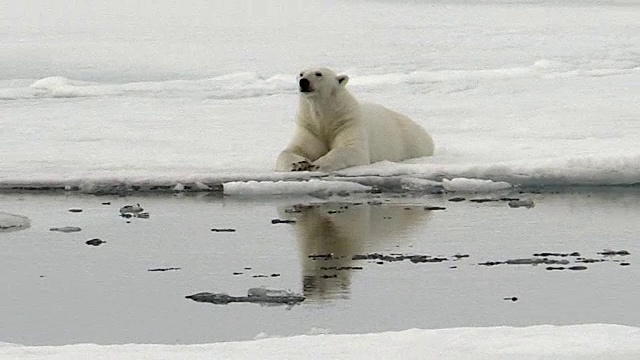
[1,191,639,345]
[279,202,430,300]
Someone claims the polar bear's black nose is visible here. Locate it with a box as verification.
[299,78,311,92]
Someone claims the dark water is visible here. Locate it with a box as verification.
[0,189,638,345]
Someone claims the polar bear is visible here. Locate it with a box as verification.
[276,67,434,172]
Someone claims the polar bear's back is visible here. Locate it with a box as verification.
[361,102,434,163]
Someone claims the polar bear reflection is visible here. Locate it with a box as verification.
[279,202,430,300]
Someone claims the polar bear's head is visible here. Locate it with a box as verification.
[298,67,349,98]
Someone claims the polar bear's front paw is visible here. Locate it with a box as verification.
[291,160,318,172]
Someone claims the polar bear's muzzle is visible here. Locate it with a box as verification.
[299,78,313,93]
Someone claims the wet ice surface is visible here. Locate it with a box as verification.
[186,288,305,307]
[0,189,638,345]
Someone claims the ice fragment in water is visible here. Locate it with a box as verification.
[186,288,304,307]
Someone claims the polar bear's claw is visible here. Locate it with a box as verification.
[291,160,317,172]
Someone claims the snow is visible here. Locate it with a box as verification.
[442,178,512,192]
[223,179,371,196]
[1,0,639,194]
[1,325,639,360]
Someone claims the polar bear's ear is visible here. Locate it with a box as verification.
[337,74,349,87]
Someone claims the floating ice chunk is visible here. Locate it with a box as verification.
[0,212,31,233]
[247,288,290,297]
[186,288,304,306]
[119,204,144,214]
[508,199,535,208]
[49,226,81,233]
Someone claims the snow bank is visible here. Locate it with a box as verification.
[222,179,371,196]
[1,161,638,195]
[338,154,640,188]
[1,57,636,100]
[442,178,512,192]
[1,324,638,360]
[6,74,296,100]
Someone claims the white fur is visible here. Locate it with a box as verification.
[276,67,434,172]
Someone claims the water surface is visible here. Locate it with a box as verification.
[0,189,637,345]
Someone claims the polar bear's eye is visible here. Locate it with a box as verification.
[315,72,322,77]
[299,72,304,77]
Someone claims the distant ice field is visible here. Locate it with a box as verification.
[1,0,639,194]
